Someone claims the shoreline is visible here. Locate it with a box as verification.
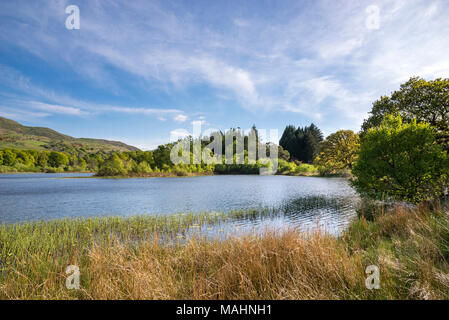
[0,170,351,179]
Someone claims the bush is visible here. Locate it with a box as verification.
[352,115,449,204]
[295,163,317,173]
[48,151,69,168]
[314,130,359,173]
[97,155,127,176]
[132,161,153,174]
[277,159,296,173]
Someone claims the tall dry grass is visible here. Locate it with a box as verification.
[83,231,367,300]
[0,204,448,299]
[0,230,366,299]
[343,202,449,299]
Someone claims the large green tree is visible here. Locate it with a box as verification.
[279,124,323,163]
[98,154,127,176]
[315,130,359,173]
[361,77,449,148]
[352,115,449,204]
[48,151,69,168]
[2,149,16,166]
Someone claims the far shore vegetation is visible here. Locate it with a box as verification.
[0,123,349,177]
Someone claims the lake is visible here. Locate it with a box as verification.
[0,173,359,235]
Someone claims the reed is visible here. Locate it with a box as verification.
[0,204,448,299]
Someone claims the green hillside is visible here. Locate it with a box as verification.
[0,116,139,155]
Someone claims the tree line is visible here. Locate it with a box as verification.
[0,149,103,173]
[97,128,282,176]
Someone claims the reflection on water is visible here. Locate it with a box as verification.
[0,173,359,235]
[181,195,358,239]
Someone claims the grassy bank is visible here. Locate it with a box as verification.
[0,205,448,299]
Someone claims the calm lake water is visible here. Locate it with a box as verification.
[0,173,359,235]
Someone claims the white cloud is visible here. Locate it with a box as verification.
[191,119,207,126]
[2,0,449,134]
[0,65,189,121]
[105,106,181,116]
[425,1,439,17]
[0,106,49,121]
[192,57,257,103]
[29,101,86,116]
[234,18,249,27]
[170,128,190,141]
[114,137,169,151]
[173,114,188,123]
[319,38,364,60]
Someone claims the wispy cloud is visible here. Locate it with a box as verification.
[170,128,190,141]
[1,0,448,136]
[0,106,49,121]
[29,101,87,116]
[0,64,187,122]
[104,106,181,116]
[173,114,188,123]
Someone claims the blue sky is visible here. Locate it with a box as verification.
[0,0,448,150]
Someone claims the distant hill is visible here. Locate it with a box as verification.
[0,116,140,154]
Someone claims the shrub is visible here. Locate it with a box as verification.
[295,163,317,173]
[97,155,127,176]
[133,161,153,174]
[314,130,359,173]
[48,151,69,168]
[278,159,296,173]
[352,115,449,204]
[2,150,16,166]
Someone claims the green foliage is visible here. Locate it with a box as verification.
[133,160,153,174]
[276,159,318,175]
[0,116,139,154]
[0,148,129,173]
[352,115,449,204]
[37,151,49,167]
[97,154,127,176]
[278,159,296,173]
[0,125,301,176]
[214,162,267,174]
[295,163,317,173]
[315,130,360,175]
[48,151,69,168]
[279,123,323,163]
[153,144,173,169]
[278,145,290,161]
[361,77,449,149]
[2,149,16,166]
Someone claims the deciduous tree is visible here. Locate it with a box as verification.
[361,77,449,149]
[352,115,449,204]
[315,130,359,173]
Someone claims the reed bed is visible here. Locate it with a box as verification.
[0,204,448,299]
[0,208,278,265]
